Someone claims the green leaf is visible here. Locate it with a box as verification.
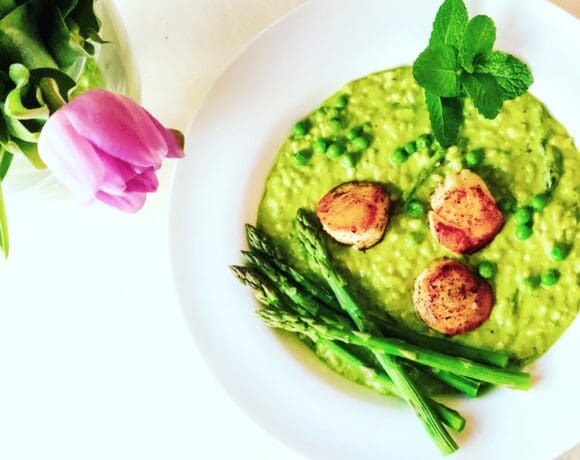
[56,0,79,18]
[0,103,9,144]
[11,138,45,169]
[69,0,101,39]
[3,111,40,143]
[69,57,105,98]
[0,179,9,258]
[413,45,461,97]
[0,148,13,179]
[429,0,468,49]
[47,6,89,73]
[425,91,463,147]
[475,50,533,100]
[0,0,18,20]
[461,15,496,72]
[462,73,504,119]
[5,63,49,120]
[0,2,58,70]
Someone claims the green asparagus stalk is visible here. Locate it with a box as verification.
[422,367,482,398]
[258,305,531,390]
[245,224,337,307]
[247,223,509,368]
[230,265,465,432]
[237,244,487,397]
[369,313,509,368]
[313,338,465,432]
[295,209,458,455]
[241,250,350,327]
[402,148,446,204]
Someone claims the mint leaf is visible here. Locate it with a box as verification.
[461,15,496,72]
[425,91,463,147]
[413,45,460,97]
[462,73,503,119]
[475,51,533,99]
[429,0,468,49]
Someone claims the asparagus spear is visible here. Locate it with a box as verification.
[370,314,509,368]
[241,250,350,327]
[422,367,481,398]
[245,224,337,307]
[295,209,458,455]
[230,265,465,432]
[258,305,531,390]
[247,223,509,368]
[313,338,465,432]
[233,263,482,397]
[402,148,446,205]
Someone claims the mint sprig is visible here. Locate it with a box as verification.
[413,0,533,147]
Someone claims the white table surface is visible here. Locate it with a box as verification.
[0,1,577,460]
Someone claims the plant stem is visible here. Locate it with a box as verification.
[38,78,66,114]
[0,180,9,258]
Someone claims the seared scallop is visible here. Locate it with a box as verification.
[428,170,504,254]
[316,182,390,250]
[413,259,494,335]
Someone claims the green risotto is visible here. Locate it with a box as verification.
[257,66,579,365]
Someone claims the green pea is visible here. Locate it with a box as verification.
[524,275,541,290]
[514,206,534,225]
[342,152,359,168]
[312,138,327,154]
[541,269,560,287]
[465,150,483,167]
[531,193,548,211]
[498,198,516,213]
[404,141,417,155]
[405,200,424,218]
[327,143,344,158]
[390,148,408,165]
[326,108,340,120]
[346,127,360,141]
[353,136,370,151]
[550,244,568,262]
[328,119,342,134]
[478,261,496,279]
[294,149,312,165]
[416,134,431,150]
[336,95,348,108]
[293,121,309,138]
[515,224,533,241]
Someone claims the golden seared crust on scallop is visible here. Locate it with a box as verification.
[428,169,504,254]
[413,259,494,335]
[316,182,390,250]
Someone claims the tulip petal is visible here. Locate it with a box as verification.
[96,190,147,213]
[125,167,159,193]
[96,150,140,195]
[37,111,105,202]
[145,112,184,159]
[62,89,167,168]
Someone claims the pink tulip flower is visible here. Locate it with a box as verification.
[38,89,184,212]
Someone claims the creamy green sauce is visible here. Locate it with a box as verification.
[257,66,579,365]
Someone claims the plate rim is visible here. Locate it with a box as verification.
[168,1,580,459]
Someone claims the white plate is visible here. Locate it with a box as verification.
[170,1,580,458]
